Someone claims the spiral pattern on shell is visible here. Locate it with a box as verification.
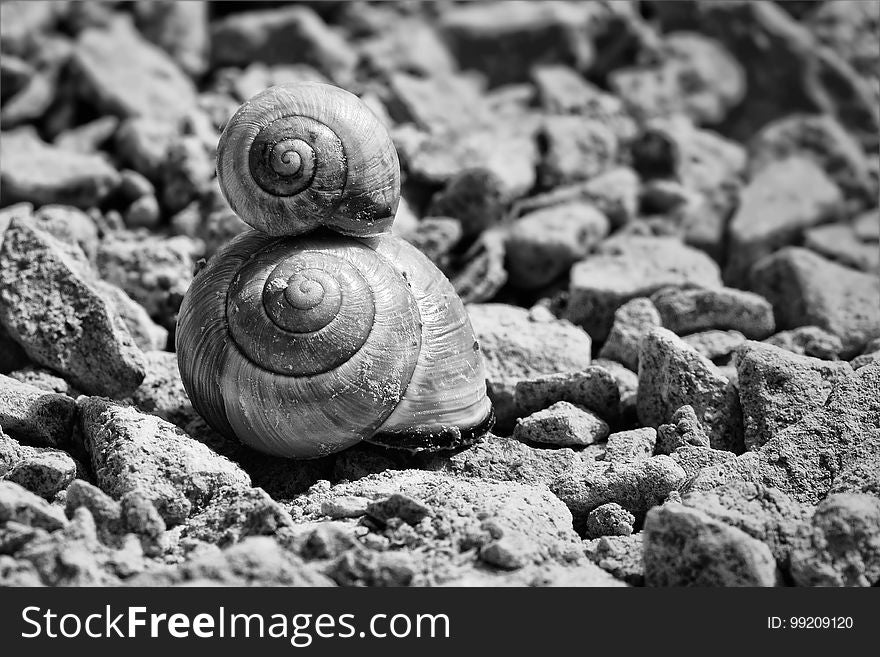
[217,82,401,238]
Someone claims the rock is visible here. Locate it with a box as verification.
[320,496,370,520]
[426,168,508,238]
[656,405,710,454]
[2,449,77,501]
[365,493,433,526]
[689,361,880,505]
[750,247,880,358]
[468,304,592,430]
[133,0,209,77]
[655,0,878,149]
[92,281,168,352]
[77,397,251,526]
[609,31,745,125]
[551,455,685,529]
[735,341,853,450]
[210,5,356,81]
[0,2,61,55]
[514,366,620,421]
[53,115,120,153]
[4,367,75,396]
[64,479,123,542]
[804,223,879,272]
[592,359,639,420]
[0,128,120,208]
[764,326,845,361]
[385,71,489,134]
[0,221,145,397]
[748,113,876,205]
[672,446,736,478]
[598,298,661,371]
[585,503,635,539]
[160,135,213,214]
[853,208,880,241]
[182,486,293,548]
[1,67,57,129]
[127,350,194,429]
[584,533,643,585]
[0,480,67,531]
[96,232,199,327]
[727,157,842,284]
[114,117,176,181]
[451,229,507,303]
[643,503,778,586]
[400,218,462,272]
[72,16,197,122]
[604,428,657,465]
[506,202,610,289]
[359,18,456,78]
[651,287,775,339]
[295,469,585,583]
[680,481,809,567]
[0,374,76,447]
[638,328,742,452]
[682,330,747,362]
[513,402,609,448]
[439,1,594,86]
[401,123,538,198]
[564,236,722,342]
[538,117,617,188]
[131,536,334,586]
[789,493,880,587]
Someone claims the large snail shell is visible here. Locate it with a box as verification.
[217,83,401,238]
[176,228,493,458]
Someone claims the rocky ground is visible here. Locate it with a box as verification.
[1,0,879,587]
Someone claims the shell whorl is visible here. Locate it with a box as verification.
[217,82,401,238]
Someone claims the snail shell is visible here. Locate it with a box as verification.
[176,82,493,458]
[217,82,401,238]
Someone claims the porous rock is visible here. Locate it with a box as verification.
[0,480,67,532]
[643,503,778,586]
[597,297,661,371]
[656,405,710,454]
[584,533,643,585]
[0,220,145,397]
[651,286,775,339]
[513,402,609,448]
[604,428,657,465]
[564,236,722,342]
[585,503,635,539]
[77,397,250,526]
[764,326,844,361]
[0,374,76,448]
[735,341,853,450]
[514,366,619,421]
[682,330,747,362]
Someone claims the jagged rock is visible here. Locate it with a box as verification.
[0,480,67,531]
[656,405,710,454]
[598,298,661,371]
[514,366,619,421]
[585,503,635,539]
[584,533,644,585]
[651,286,775,339]
[0,220,145,397]
[0,374,76,448]
[513,402,609,447]
[604,428,657,465]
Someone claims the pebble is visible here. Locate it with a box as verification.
[585,503,636,539]
[789,493,880,587]
[748,113,876,204]
[597,297,661,371]
[551,456,686,529]
[114,117,176,181]
[77,397,251,526]
[0,220,146,397]
[0,480,67,532]
[72,16,198,122]
[735,341,854,450]
[682,330,747,362]
[3,450,77,501]
[609,32,745,125]
[359,18,457,78]
[763,326,844,361]
[651,286,775,339]
[637,328,742,452]
[513,402,609,448]
[538,117,618,189]
[804,223,879,272]
[468,304,592,430]
[603,428,657,465]
[656,405,710,454]
[365,493,433,526]
[727,157,843,284]
[671,446,736,478]
[160,134,214,214]
[506,201,610,289]
[133,0,209,78]
[688,361,880,505]
[439,1,594,86]
[426,168,508,238]
[563,236,722,342]
[0,374,76,448]
[584,533,644,585]
[643,503,778,586]
[514,366,620,421]
[750,247,880,358]
[96,232,200,328]
[385,71,489,134]
[0,127,120,208]
[210,6,356,82]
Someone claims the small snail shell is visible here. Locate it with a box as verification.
[217,82,401,238]
[177,82,493,458]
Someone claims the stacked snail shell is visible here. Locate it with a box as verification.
[176,82,494,458]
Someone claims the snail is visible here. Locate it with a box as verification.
[176,82,494,458]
